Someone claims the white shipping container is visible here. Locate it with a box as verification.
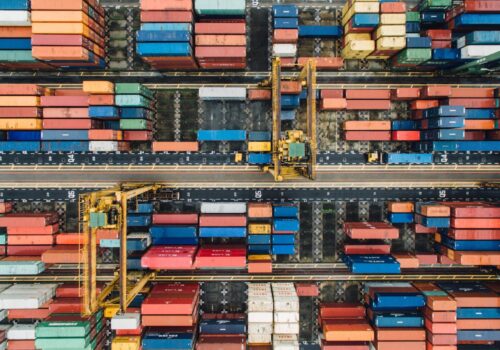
[274,322,300,334]
[274,334,298,342]
[273,340,299,350]
[248,333,272,345]
[247,322,273,335]
[248,311,273,323]
[199,87,247,101]
[200,202,247,214]
[274,297,299,312]
[461,45,500,59]
[248,298,273,312]
[0,284,56,309]
[274,311,299,323]
[272,44,297,57]
[89,141,123,152]
[363,282,412,292]
[0,11,31,26]
[111,313,141,330]
[7,324,35,340]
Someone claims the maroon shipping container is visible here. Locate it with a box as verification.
[199,215,247,227]
[344,244,391,255]
[345,89,391,100]
[0,107,42,118]
[195,22,246,34]
[42,119,99,129]
[123,131,153,141]
[464,131,485,141]
[152,213,199,225]
[40,96,89,107]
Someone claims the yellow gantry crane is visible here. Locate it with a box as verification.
[267,57,317,181]
[79,184,163,317]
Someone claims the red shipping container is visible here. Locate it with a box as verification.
[426,333,457,346]
[195,23,246,35]
[123,131,153,141]
[42,119,98,129]
[320,303,366,319]
[297,57,344,70]
[415,253,439,264]
[88,129,122,141]
[344,244,391,255]
[447,203,500,218]
[457,319,500,330]
[280,81,302,94]
[393,253,420,268]
[32,35,105,51]
[0,107,41,118]
[140,11,193,23]
[450,88,494,98]
[7,245,52,256]
[346,100,391,110]
[194,245,246,268]
[141,246,197,270]
[150,283,199,296]
[425,319,457,334]
[248,89,271,100]
[453,250,500,266]
[88,95,114,106]
[152,213,199,225]
[344,120,391,131]
[376,329,426,341]
[295,283,319,297]
[423,308,456,323]
[427,295,457,311]
[345,131,391,141]
[0,202,12,213]
[0,84,46,96]
[321,98,347,110]
[321,340,369,350]
[321,90,344,99]
[414,224,437,234]
[420,205,450,217]
[344,222,399,240]
[345,90,391,100]
[381,2,406,13]
[431,40,452,49]
[451,218,500,229]
[49,298,82,314]
[464,0,500,12]
[7,340,36,350]
[421,86,452,98]
[248,260,272,274]
[464,131,485,141]
[8,308,51,320]
[199,215,247,227]
[116,326,143,336]
[392,131,420,141]
[393,88,420,100]
[487,130,500,140]
[7,224,59,235]
[141,296,198,315]
[273,29,299,43]
[8,235,54,245]
[54,89,86,96]
[447,98,496,108]
[140,0,192,10]
[411,100,439,110]
[0,213,58,227]
[0,26,32,38]
[195,46,246,58]
[374,342,425,350]
[42,107,89,119]
[40,96,89,107]
[446,229,500,240]
[426,30,452,40]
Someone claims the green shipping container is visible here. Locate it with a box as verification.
[115,95,151,108]
[406,12,421,23]
[35,337,98,350]
[395,48,432,64]
[195,0,245,16]
[89,212,107,228]
[115,83,153,98]
[120,119,149,130]
[0,234,5,245]
[0,261,45,275]
[418,0,452,11]
[0,50,37,62]
[289,143,305,158]
[36,321,91,338]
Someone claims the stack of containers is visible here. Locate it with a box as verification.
[194,0,246,69]
[413,282,458,350]
[388,202,414,225]
[272,4,298,67]
[197,313,246,349]
[31,0,106,69]
[0,202,10,258]
[366,282,426,350]
[116,83,155,143]
[199,203,247,240]
[343,222,401,274]
[142,211,199,270]
[271,283,299,349]
[319,302,373,349]
[247,202,273,273]
[343,120,391,141]
[84,80,129,152]
[142,283,199,350]
[422,29,459,68]
[437,282,500,346]
[404,9,432,64]
[272,204,299,256]
[137,0,197,70]
[370,1,406,60]
[0,84,46,152]
[41,231,85,265]
[414,202,450,229]
[36,307,106,350]
[341,0,379,59]
[420,105,466,143]
[40,88,94,152]
[435,202,500,266]
[194,202,247,269]
[391,118,420,142]
[280,80,302,122]
[0,212,58,258]
[247,283,273,347]
[126,203,153,270]
[0,0,46,69]
[111,311,141,350]
[247,131,272,165]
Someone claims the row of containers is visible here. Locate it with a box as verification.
[1,0,500,70]
[0,280,498,349]
[0,200,498,276]
[0,84,499,155]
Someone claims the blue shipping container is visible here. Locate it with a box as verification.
[198,130,247,142]
[372,312,424,328]
[391,120,417,130]
[424,106,466,118]
[371,294,426,310]
[281,95,300,109]
[406,37,432,48]
[421,130,465,141]
[41,141,89,152]
[344,255,401,274]
[389,213,414,224]
[0,0,29,10]
[457,308,500,319]
[150,226,197,238]
[248,235,271,245]
[464,109,496,119]
[421,12,446,24]
[199,319,246,334]
[281,110,296,121]
[127,215,151,227]
[140,23,192,31]
[457,331,500,342]
[248,153,271,164]
[131,203,154,214]
[454,14,500,28]
[0,141,40,152]
[417,215,450,228]
[406,22,421,33]
[41,130,89,141]
[272,245,296,255]
[199,227,247,238]
[7,131,41,141]
[272,234,295,245]
[142,331,194,350]
[458,31,500,47]
[274,18,299,29]
[352,14,379,28]
[273,219,300,232]
[248,244,272,254]
[248,131,271,141]
[121,108,151,119]
[0,39,31,50]
[432,48,460,61]
[137,42,192,57]
[137,30,191,42]
[383,153,433,164]
[273,206,298,218]
[152,237,198,245]
[272,5,298,18]
[89,106,120,118]
[423,117,465,129]
[439,234,500,251]
[298,26,342,38]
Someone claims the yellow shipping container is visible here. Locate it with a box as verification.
[377,37,406,50]
[248,142,271,152]
[248,223,272,234]
[380,13,406,25]
[342,40,375,59]
[32,22,90,36]
[83,81,115,94]
[342,2,380,26]
[375,25,406,38]
[111,336,140,350]
[0,96,39,106]
[248,254,272,261]
[345,33,371,45]
[0,118,42,130]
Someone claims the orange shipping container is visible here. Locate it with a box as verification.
[464,120,495,130]
[420,205,450,217]
[273,29,299,43]
[195,23,246,35]
[321,90,344,99]
[298,57,344,70]
[41,246,83,264]
[450,88,494,98]
[0,96,39,106]
[381,2,406,13]
[248,203,273,218]
[452,218,500,229]
[8,235,54,245]
[32,22,92,35]
[0,27,32,38]
[388,202,414,213]
[344,120,391,131]
[393,88,420,100]
[375,342,425,350]
[0,84,45,96]
[456,319,500,330]
[248,89,271,100]
[280,81,302,94]
[248,260,272,274]
[88,95,114,106]
[140,0,192,11]
[32,0,103,12]
[411,100,439,110]
[88,129,122,140]
[393,253,420,268]
[56,233,86,245]
[31,10,102,25]
[323,322,374,342]
[345,131,391,141]
[152,142,199,152]
[426,296,457,311]
[0,202,12,213]
[0,118,42,130]
[421,86,452,98]
[195,35,246,46]
[346,100,391,110]
[447,98,496,108]
[32,47,97,61]
[345,89,391,100]
[376,328,425,341]
[321,98,347,110]
[195,46,246,58]
[82,81,114,94]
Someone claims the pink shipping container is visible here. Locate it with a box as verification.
[199,215,247,227]
[152,213,199,225]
